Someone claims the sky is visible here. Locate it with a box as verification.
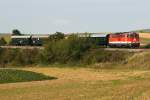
[0,0,150,34]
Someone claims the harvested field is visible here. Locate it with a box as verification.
[0,67,150,100]
[139,33,150,39]
[139,33,150,45]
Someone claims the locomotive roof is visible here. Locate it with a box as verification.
[111,32,138,35]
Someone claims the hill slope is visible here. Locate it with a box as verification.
[133,29,150,33]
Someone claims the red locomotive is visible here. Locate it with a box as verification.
[108,32,140,48]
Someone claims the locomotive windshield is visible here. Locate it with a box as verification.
[127,33,139,38]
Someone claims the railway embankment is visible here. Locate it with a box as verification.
[0,33,150,69]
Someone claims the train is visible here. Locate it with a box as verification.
[10,35,49,46]
[10,32,140,48]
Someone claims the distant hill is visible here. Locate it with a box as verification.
[132,29,150,33]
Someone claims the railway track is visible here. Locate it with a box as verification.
[0,46,150,52]
[0,46,44,50]
[104,48,150,52]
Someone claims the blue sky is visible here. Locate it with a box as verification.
[0,0,150,33]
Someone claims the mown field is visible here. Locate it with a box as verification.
[139,33,150,45]
[0,67,150,100]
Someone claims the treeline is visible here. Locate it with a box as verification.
[0,33,133,67]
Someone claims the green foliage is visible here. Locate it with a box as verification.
[12,29,22,35]
[126,52,150,69]
[0,49,17,67]
[0,37,7,46]
[49,32,65,41]
[44,35,97,64]
[82,49,133,65]
[12,49,40,66]
[0,69,56,84]
[0,48,42,67]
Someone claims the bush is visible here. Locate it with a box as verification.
[44,35,97,64]
[11,49,41,66]
[126,52,150,69]
[0,37,7,46]
[12,29,22,35]
[49,32,65,41]
[0,49,18,67]
[82,49,133,65]
[0,48,41,67]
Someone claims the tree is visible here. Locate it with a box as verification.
[0,37,7,46]
[49,32,65,41]
[12,29,22,35]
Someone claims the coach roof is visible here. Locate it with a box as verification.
[11,35,31,38]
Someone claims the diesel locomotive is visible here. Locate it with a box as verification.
[108,32,140,48]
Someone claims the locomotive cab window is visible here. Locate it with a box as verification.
[135,34,139,38]
[128,34,134,38]
[128,33,139,38]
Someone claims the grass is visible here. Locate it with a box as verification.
[126,52,150,69]
[0,69,56,84]
[0,67,150,100]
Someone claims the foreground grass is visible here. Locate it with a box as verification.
[0,69,56,84]
[0,67,150,100]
